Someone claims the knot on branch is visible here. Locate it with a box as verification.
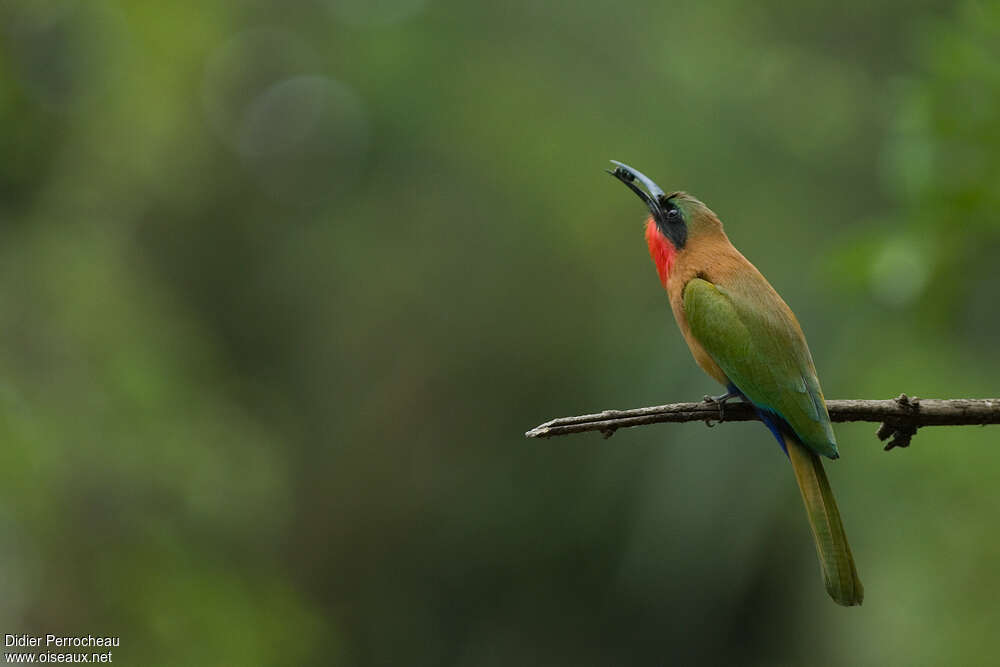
[877,393,921,451]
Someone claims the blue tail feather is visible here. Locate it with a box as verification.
[727,383,790,456]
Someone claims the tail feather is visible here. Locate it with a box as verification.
[784,432,864,606]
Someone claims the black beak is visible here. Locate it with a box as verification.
[607,160,667,224]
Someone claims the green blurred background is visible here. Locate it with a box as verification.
[0,0,998,664]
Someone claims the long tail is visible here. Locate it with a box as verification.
[784,432,864,606]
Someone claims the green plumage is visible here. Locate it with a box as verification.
[683,277,837,459]
[682,276,862,606]
[786,433,864,606]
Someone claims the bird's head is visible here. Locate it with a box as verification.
[607,160,721,284]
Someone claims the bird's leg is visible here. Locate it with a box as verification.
[702,390,740,422]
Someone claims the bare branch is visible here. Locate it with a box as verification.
[525,395,1000,450]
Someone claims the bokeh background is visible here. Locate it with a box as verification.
[0,0,998,664]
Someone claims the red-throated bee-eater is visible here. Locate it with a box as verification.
[609,161,862,606]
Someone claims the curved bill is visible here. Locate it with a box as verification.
[606,160,667,223]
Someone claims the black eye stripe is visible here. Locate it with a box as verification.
[655,202,687,248]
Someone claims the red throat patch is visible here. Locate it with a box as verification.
[645,217,677,286]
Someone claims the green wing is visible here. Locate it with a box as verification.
[683,277,838,458]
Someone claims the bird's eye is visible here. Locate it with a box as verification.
[666,208,680,219]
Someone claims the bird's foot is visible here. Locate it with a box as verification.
[702,390,740,424]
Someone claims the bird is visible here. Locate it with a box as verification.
[608,160,862,606]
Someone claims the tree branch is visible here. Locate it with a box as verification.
[525,395,1000,450]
